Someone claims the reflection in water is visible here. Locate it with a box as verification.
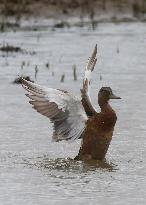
[81,159,118,172]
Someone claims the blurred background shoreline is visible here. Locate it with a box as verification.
[0,0,146,32]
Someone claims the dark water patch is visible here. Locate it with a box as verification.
[54,22,70,29]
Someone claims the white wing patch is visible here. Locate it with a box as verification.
[21,78,88,142]
[84,44,97,95]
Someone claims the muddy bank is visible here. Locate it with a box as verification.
[0,0,146,22]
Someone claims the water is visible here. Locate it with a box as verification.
[0,22,146,205]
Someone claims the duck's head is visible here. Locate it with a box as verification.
[98,87,121,107]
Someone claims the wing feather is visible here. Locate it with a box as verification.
[81,44,98,117]
[21,78,87,142]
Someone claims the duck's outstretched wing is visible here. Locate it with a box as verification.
[21,78,88,142]
[81,44,97,117]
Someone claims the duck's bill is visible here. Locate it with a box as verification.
[110,93,121,99]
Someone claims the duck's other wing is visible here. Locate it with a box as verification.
[21,78,88,142]
[81,44,97,117]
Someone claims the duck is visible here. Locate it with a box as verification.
[21,44,121,161]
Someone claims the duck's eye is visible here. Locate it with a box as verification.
[101,89,106,93]
[100,89,105,92]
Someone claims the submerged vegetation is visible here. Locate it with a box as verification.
[0,43,36,55]
[0,44,23,53]
[10,54,79,85]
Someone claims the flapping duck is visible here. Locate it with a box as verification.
[21,45,120,161]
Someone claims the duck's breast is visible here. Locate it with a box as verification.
[80,112,117,160]
[99,111,117,131]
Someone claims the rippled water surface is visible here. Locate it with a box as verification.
[0,22,146,205]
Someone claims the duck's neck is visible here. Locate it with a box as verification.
[98,98,113,113]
